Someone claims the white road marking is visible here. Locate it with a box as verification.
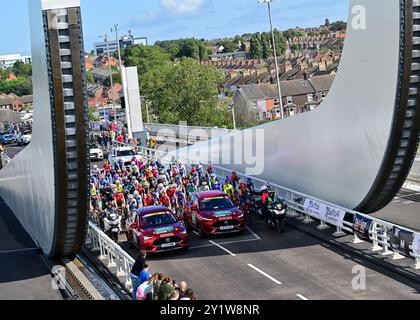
[402,201,414,204]
[247,264,282,285]
[246,226,261,240]
[394,192,420,199]
[297,294,309,300]
[218,238,260,246]
[192,230,199,236]
[209,240,237,257]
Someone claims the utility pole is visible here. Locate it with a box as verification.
[229,102,237,130]
[103,33,117,124]
[258,0,284,119]
[111,24,123,71]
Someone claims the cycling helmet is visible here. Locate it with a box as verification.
[261,185,268,192]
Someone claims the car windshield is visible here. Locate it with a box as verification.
[90,143,100,149]
[141,212,177,228]
[117,149,136,157]
[200,196,234,210]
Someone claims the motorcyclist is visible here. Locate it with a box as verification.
[103,210,122,243]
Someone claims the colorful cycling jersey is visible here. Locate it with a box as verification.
[223,184,235,197]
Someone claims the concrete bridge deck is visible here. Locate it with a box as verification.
[0,197,61,300]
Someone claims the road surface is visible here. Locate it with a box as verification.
[120,219,420,300]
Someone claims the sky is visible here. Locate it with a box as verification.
[0,0,349,56]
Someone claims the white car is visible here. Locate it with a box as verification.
[17,134,32,146]
[108,146,141,168]
[90,143,104,161]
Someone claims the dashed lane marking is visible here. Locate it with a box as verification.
[297,294,309,300]
[247,264,282,285]
[209,240,237,257]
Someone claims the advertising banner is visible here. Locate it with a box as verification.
[303,199,346,228]
[321,205,346,228]
[412,233,420,257]
[353,214,373,241]
[390,226,414,258]
[303,199,322,219]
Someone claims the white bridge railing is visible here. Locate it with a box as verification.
[85,221,135,290]
[133,146,420,271]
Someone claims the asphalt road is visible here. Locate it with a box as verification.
[119,219,420,300]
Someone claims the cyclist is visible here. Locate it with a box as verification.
[223,179,235,200]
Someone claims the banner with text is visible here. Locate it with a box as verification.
[390,226,414,258]
[411,233,420,257]
[303,199,346,228]
[353,214,373,241]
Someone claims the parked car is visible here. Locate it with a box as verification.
[16,133,32,146]
[0,134,16,145]
[90,143,104,161]
[108,146,141,168]
[184,191,245,238]
[126,206,189,253]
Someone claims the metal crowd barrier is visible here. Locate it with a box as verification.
[132,146,420,271]
[85,221,135,290]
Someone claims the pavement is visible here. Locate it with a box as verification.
[118,219,420,300]
[373,189,420,231]
[0,197,62,300]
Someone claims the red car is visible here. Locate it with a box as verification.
[126,206,189,253]
[184,191,245,238]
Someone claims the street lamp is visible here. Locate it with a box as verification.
[99,33,117,124]
[258,0,285,119]
[228,102,237,130]
[111,24,123,71]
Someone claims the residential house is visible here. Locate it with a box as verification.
[233,74,336,126]
[0,93,25,112]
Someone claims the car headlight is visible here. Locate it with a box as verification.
[236,213,244,219]
[180,230,187,235]
[143,236,153,241]
[200,216,213,222]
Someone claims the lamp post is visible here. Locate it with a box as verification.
[99,33,117,124]
[229,102,237,130]
[258,0,284,119]
[111,24,123,71]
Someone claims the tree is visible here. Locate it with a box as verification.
[86,71,94,84]
[0,77,32,96]
[261,32,272,59]
[250,33,263,59]
[217,40,238,53]
[12,61,32,77]
[103,72,122,87]
[325,18,331,27]
[150,58,227,126]
[273,30,287,55]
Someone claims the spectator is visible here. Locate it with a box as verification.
[139,263,151,284]
[153,273,164,301]
[158,276,174,300]
[181,288,197,301]
[169,290,180,301]
[130,250,147,300]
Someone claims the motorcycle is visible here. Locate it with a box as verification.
[104,213,122,243]
[264,200,287,233]
[250,189,276,217]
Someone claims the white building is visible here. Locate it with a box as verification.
[94,32,148,55]
[0,54,32,69]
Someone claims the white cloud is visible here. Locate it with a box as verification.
[160,0,204,14]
